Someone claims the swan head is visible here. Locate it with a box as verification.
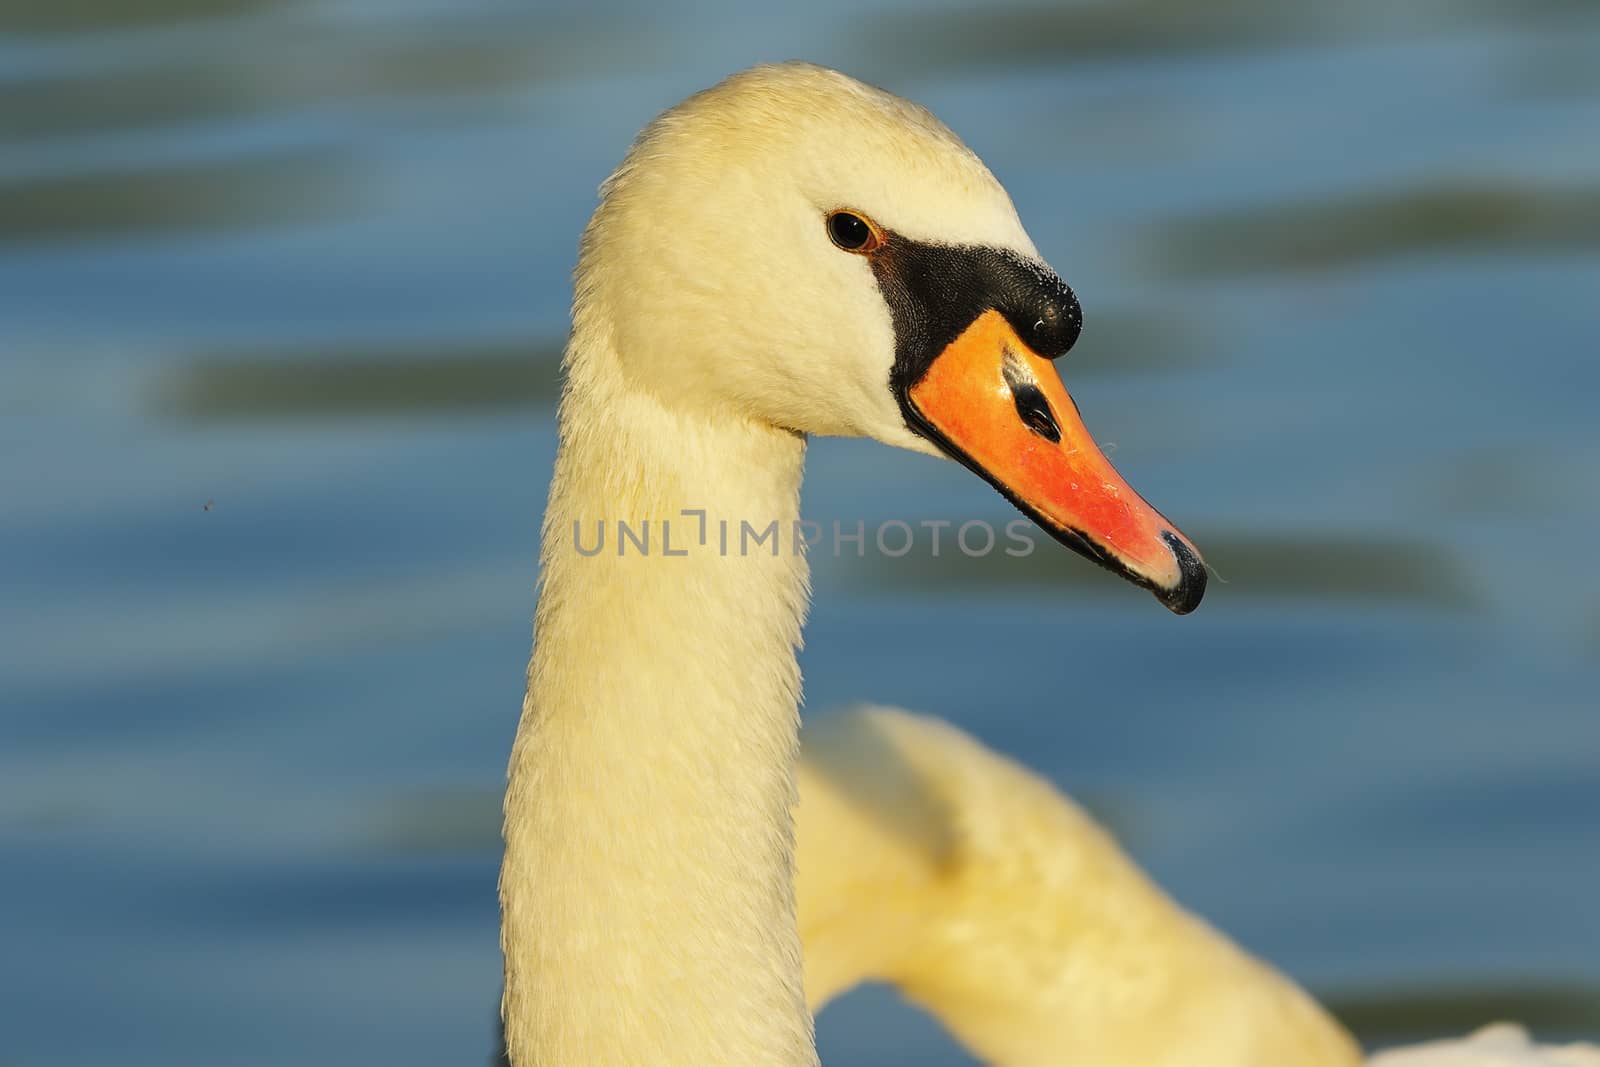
[583,62,1205,614]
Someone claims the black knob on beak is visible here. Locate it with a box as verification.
[1001,268,1081,360]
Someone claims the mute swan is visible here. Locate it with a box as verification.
[500,61,1206,1066]
[498,61,1593,1067]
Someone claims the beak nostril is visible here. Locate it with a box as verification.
[1001,352,1062,443]
[1020,398,1059,442]
[1010,382,1062,443]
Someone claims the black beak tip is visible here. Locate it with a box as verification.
[1156,530,1207,615]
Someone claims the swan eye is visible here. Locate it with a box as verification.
[826,211,881,253]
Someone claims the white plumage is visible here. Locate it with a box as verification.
[498,62,1595,1066]
[1370,1025,1600,1067]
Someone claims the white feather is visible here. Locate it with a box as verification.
[498,62,1597,1067]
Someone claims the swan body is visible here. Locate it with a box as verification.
[796,706,1361,1066]
[796,709,1598,1067]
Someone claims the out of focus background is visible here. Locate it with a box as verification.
[2,2,1598,1064]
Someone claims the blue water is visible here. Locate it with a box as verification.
[2,3,1599,1064]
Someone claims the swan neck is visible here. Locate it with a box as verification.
[500,317,816,1066]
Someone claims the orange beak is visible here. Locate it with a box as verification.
[905,309,1206,613]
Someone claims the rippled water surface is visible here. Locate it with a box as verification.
[2,2,1599,1064]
